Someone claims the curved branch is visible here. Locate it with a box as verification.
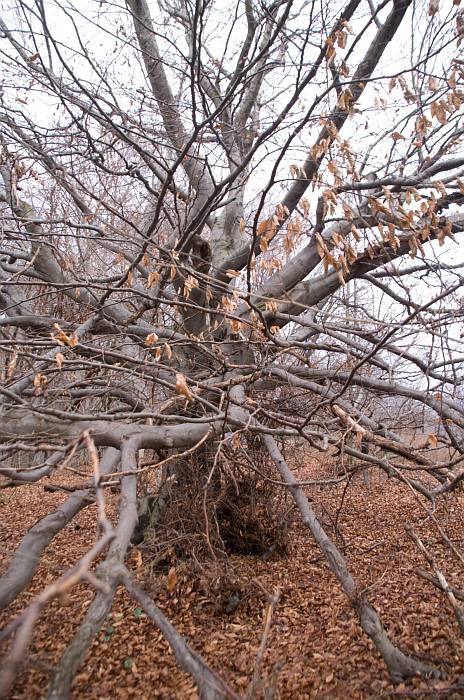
[0,448,120,610]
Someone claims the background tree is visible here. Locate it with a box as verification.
[0,0,464,696]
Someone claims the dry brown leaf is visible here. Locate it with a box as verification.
[55,352,65,370]
[147,270,160,287]
[167,566,177,591]
[7,352,18,378]
[133,549,143,569]
[175,373,193,401]
[33,372,47,395]
[145,332,159,347]
[52,324,78,348]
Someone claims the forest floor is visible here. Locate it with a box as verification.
[1,449,464,699]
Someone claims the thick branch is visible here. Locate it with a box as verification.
[262,432,437,681]
[0,448,120,610]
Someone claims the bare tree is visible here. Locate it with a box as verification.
[0,0,464,695]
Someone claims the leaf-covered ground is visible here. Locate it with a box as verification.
[1,456,464,699]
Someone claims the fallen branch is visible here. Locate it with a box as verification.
[415,567,464,603]
[120,568,239,700]
[245,589,280,699]
[407,528,464,635]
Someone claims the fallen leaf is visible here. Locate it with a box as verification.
[167,567,177,591]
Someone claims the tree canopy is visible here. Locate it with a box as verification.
[0,0,464,696]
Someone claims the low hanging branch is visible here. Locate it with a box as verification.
[0,433,114,698]
[261,433,438,682]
